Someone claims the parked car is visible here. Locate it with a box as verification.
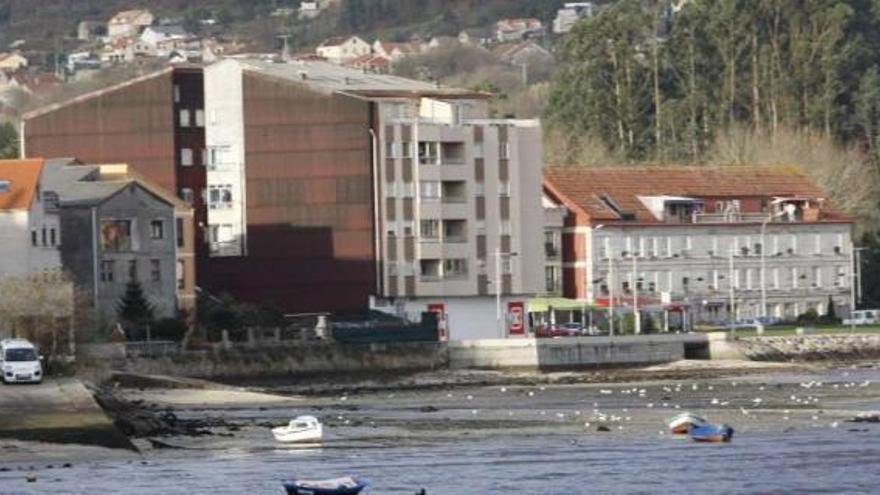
[843,309,880,326]
[0,339,43,384]
[535,324,584,338]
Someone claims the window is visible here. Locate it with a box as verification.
[150,220,164,239]
[835,266,846,287]
[31,229,37,247]
[791,267,798,288]
[544,230,560,257]
[180,148,194,166]
[789,234,798,255]
[772,268,780,289]
[176,218,184,247]
[386,221,398,237]
[814,234,822,255]
[419,181,441,199]
[179,109,191,127]
[150,259,161,282]
[100,220,133,251]
[180,188,194,205]
[402,221,415,236]
[195,109,205,127]
[41,227,46,246]
[401,141,412,158]
[173,84,181,103]
[420,219,440,239]
[209,223,235,243]
[500,142,510,159]
[208,185,233,208]
[388,262,398,276]
[813,266,822,287]
[545,266,560,292]
[500,220,512,235]
[501,257,512,274]
[474,182,485,196]
[443,258,468,278]
[128,260,137,281]
[385,182,397,198]
[384,141,395,158]
[418,141,439,164]
[0,180,9,193]
[50,228,56,246]
[177,260,185,289]
[100,260,114,282]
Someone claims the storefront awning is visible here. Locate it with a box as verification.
[528,297,592,313]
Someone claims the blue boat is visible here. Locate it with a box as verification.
[689,423,734,443]
[282,476,368,495]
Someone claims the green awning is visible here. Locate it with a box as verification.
[528,297,593,312]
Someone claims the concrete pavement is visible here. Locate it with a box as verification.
[0,378,134,450]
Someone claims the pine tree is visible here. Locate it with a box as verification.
[117,280,154,332]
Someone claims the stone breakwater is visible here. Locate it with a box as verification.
[737,334,880,362]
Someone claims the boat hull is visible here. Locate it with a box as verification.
[282,479,367,495]
[668,413,709,434]
[690,424,734,443]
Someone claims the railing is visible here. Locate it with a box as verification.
[125,340,180,358]
[693,212,773,224]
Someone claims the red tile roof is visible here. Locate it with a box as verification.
[544,165,851,224]
[0,158,44,211]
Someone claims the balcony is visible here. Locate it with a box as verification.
[694,212,776,224]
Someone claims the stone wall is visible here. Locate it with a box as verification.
[736,334,880,361]
[120,341,448,380]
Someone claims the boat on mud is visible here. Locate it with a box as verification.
[282,476,368,495]
[668,412,709,434]
[689,423,734,443]
[272,415,323,443]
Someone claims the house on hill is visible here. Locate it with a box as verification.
[496,18,544,42]
[492,41,553,66]
[0,53,28,71]
[108,9,154,40]
[315,35,370,63]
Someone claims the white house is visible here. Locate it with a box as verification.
[496,18,544,42]
[0,159,63,278]
[553,2,594,34]
[108,9,154,40]
[315,35,371,63]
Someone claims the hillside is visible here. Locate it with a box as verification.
[0,0,565,63]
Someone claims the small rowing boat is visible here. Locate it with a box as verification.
[689,423,734,443]
[282,476,368,495]
[668,412,709,434]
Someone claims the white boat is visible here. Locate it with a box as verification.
[668,412,709,434]
[272,415,323,443]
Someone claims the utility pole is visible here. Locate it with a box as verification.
[608,253,615,336]
[850,244,857,333]
[278,34,292,61]
[632,252,640,334]
[729,246,736,325]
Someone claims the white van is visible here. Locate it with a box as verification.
[0,339,44,384]
[843,309,880,326]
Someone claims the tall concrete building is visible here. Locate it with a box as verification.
[544,166,855,327]
[23,60,545,335]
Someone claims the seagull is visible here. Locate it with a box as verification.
[711,398,719,405]
[528,391,535,397]
[752,398,763,404]
[500,387,507,392]
[831,422,839,428]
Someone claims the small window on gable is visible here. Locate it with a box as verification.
[0,180,10,193]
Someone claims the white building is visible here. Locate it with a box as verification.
[553,2,594,34]
[315,35,371,63]
[108,9,154,40]
[495,18,544,42]
[544,166,856,327]
[0,159,62,278]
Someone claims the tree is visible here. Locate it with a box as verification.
[0,122,18,158]
[117,280,154,338]
[823,295,840,324]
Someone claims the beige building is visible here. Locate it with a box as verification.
[316,35,371,63]
[372,99,545,339]
[0,52,28,71]
[108,9,154,40]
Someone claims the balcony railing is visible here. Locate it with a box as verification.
[693,212,774,224]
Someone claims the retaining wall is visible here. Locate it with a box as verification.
[448,335,700,370]
[119,341,448,380]
[736,334,880,361]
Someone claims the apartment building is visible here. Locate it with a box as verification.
[22,59,544,333]
[544,167,855,326]
[0,158,195,324]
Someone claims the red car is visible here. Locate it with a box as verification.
[535,323,584,338]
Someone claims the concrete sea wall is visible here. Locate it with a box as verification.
[448,335,699,370]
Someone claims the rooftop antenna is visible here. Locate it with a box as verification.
[278,34,292,62]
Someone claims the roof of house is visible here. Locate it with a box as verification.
[0,158,44,211]
[345,53,391,71]
[318,35,364,48]
[0,52,26,63]
[497,18,544,31]
[110,9,152,25]
[235,58,487,99]
[543,165,850,224]
[492,41,552,60]
[40,159,189,210]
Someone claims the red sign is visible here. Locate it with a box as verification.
[427,303,447,340]
[508,301,525,336]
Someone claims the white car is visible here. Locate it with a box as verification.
[0,339,44,384]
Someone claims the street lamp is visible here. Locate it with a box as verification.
[491,248,518,337]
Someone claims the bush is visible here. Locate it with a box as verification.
[151,318,189,342]
[796,308,820,325]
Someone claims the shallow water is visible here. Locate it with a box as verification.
[2,368,880,494]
